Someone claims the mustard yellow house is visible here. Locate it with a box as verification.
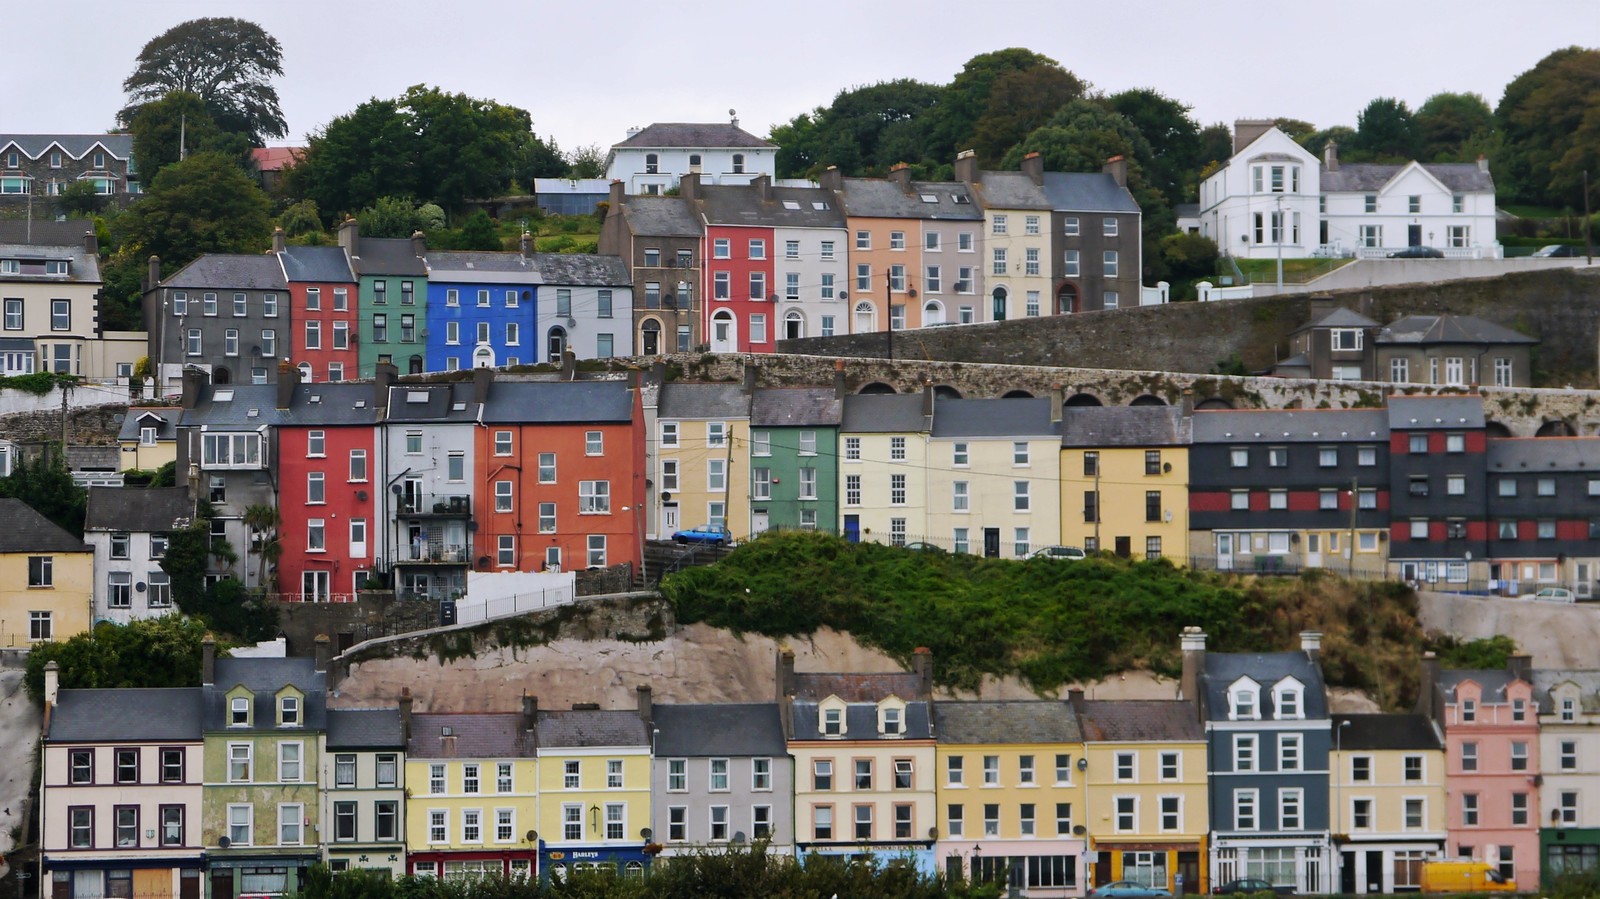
[1060,406,1191,562]
[117,407,180,473]
[533,692,654,880]
[0,497,92,646]
[927,398,1062,558]
[933,701,1087,893]
[1076,697,1209,894]
[655,383,751,539]
[1328,713,1447,893]
[404,706,540,879]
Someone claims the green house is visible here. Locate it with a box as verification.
[748,387,841,535]
[342,223,428,378]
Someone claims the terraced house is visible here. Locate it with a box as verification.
[83,487,189,625]
[278,241,359,383]
[654,380,752,540]
[0,497,92,647]
[1533,668,1600,882]
[339,222,427,377]
[0,133,141,206]
[1060,404,1191,561]
[597,187,701,355]
[651,703,793,857]
[0,229,107,378]
[144,255,287,392]
[533,692,655,880]
[423,245,540,372]
[955,151,1054,323]
[1328,713,1447,893]
[748,385,841,535]
[320,706,407,875]
[838,391,931,546]
[927,397,1062,558]
[382,377,480,603]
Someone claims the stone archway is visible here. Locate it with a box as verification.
[1484,420,1513,438]
[1536,419,1574,437]
[1195,397,1234,410]
[1065,393,1103,407]
[1002,389,1034,399]
[933,385,962,399]
[858,382,897,395]
[1130,394,1169,406]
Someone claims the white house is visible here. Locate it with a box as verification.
[379,381,480,604]
[1198,120,1321,261]
[605,120,777,195]
[83,486,190,624]
[1319,143,1499,258]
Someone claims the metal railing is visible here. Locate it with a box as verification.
[397,493,472,516]
[396,543,471,564]
[267,592,359,604]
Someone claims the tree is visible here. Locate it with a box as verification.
[23,616,214,704]
[1351,97,1420,161]
[565,143,606,179]
[120,17,287,142]
[127,91,252,182]
[1107,88,1204,205]
[402,85,534,214]
[1415,92,1493,161]
[1496,47,1600,207]
[771,79,943,178]
[926,48,1061,161]
[518,134,568,186]
[355,196,427,239]
[0,451,87,537]
[288,98,420,222]
[1298,125,1357,160]
[242,503,280,591]
[113,151,273,276]
[1272,118,1317,144]
[969,64,1086,165]
[56,180,105,218]
[456,210,504,251]
[1197,122,1234,170]
[279,200,324,239]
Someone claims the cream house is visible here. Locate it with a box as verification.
[838,391,932,546]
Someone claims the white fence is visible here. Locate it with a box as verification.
[1139,281,1170,305]
[1195,280,1256,302]
[455,570,577,625]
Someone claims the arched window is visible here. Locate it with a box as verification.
[784,310,805,341]
[546,326,567,362]
[472,344,495,369]
[213,366,232,385]
[731,153,745,174]
[991,286,1009,322]
[408,355,423,375]
[644,153,659,175]
[710,310,736,352]
[1057,283,1078,315]
[640,318,662,355]
[297,362,312,383]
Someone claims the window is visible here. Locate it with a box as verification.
[1279,789,1302,829]
[992,247,1007,274]
[983,754,1000,786]
[1561,740,1578,770]
[1103,250,1119,278]
[1014,481,1031,512]
[1235,790,1258,830]
[1462,741,1478,771]
[279,742,302,781]
[814,805,833,840]
[579,480,610,514]
[1116,752,1137,781]
[564,760,581,789]
[814,758,834,790]
[947,755,964,785]
[1511,741,1528,770]
[1279,734,1302,771]
[1234,735,1257,772]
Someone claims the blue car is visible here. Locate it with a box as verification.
[1090,882,1173,898]
[672,524,732,546]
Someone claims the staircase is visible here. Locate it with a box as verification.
[641,540,735,587]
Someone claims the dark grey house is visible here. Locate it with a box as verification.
[1041,159,1143,313]
[143,254,288,394]
[597,186,701,355]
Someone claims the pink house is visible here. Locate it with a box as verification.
[1419,652,1542,890]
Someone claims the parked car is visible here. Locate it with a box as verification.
[672,524,732,546]
[1520,586,1575,603]
[1090,882,1173,898]
[1532,244,1580,257]
[1033,545,1087,561]
[1388,246,1445,258]
[1213,878,1294,896]
[903,541,946,553]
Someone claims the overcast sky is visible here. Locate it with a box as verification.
[2,0,1594,156]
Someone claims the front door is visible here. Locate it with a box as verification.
[302,570,330,602]
[1306,533,1323,568]
[843,515,860,543]
[1409,224,1423,247]
[1217,533,1234,570]
[1364,850,1383,893]
[1176,852,1200,895]
[711,314,735,352]
[211,871,234,899]
[641,324,660,355]
[1115,536,1131,558]
[661,503,679,536]
[751,511,769,536]
[1340,851,1358,894]
[983,527,1001,558]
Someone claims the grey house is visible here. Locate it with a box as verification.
[1375,314,1536,389]
[651,703,793,855]
[598,185,703,355]
[143,254,289,394]
[1040,159,1144,313]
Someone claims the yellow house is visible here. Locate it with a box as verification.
[117,407,180,472]
[956,152,1055,324]
[533,695,654,880]
[933,701,1087,893]
[928,397,1062,557]
[655,383,751,540]
[0,497,92,646]
[1328,713,1447,893]
[404,708,540,879]
[839,392,931,546]
[1077,697,1210,894]
[1060,406,1191,562]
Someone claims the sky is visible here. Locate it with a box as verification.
[2,0,1595,155]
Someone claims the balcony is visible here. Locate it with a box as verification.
[397,493,472,517]
[396,541,471,565]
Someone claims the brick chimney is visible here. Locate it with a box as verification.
[1301,631,1323,666]
[1021,152,1044,186]
[338,217,360,255]
[818,166,843,192]
[679,172,701,202]
[922,380,934,418]
[1415,652,1439,719]
[374,362,397,409]
[272,226,286,253]
[833,359,847,399]
[912,647,934,698]
[1508,653,1532,684]
[1477,154,1489,174]
[473,365,493,405]
[1233,119,1275,155]
[83,229,98,257]
[1102,155,1127,188]
[276,359,299,410]
[1179,627,1207,706]
[522,694,538,731]
[887,163,913,192]
[202,633,216,686]
[180,365,209,410]
[314,633,331,674]
[1308,294,1336,324]
[147,255,162,292]
[776,647,795,699]
[636,684,653,726]
[44,660,59,708]
[1050,383,1064,424]
[742,362,758,395]
[954,149,979,184]
[754,174,774,204]
[399,688,414,741]
[410,230,426,258]
[1323,140,1340,173]
[608,179,624,209]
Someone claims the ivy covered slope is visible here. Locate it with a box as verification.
[662,532,1424,709]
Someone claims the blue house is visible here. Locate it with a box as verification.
[422,248,540,371]
[1183,627,1334,894]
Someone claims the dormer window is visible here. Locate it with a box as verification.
[1271,678,1305,720]
[280,695,300,727]
[1461,698,1476,722]
[1562,697,1577,722]
[822,707,842,736]
[883,707,903,735]
[230,697,250,727]
[1228,679,1261,721]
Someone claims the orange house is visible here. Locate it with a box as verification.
[475,376,646,574]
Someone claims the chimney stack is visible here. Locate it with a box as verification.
[1477,154,1489,174]
[1021,152,1044,186]
[833,359,847,399]
[473,364,494,405]
[1233,119,1275,155]
[1067,686,1085,712]
[776,647,795,700]
[410,231,426,259]
[608,180,624,209]
[887,163,913,192]
[922,380,934,418]
[1308,294,1335,325]
[83,229,98,257]
[679,172,700,202]
[754,174,774,204]
[398,688,414,741]
[953,149,979,184]
[374,363,398,409]
[912,647,934,699]
[520,231,533,259]
[1102,155,1127,188]
[272,227,286,253]
[1301,631,1323,665]
[276,359,299,410]
[44,660,59,707]
[202,633,216,685]
[147,256,162,292]
[522,694,538,731]
[1508,653,1532,684]
[314,634,331,674]
[742,362,758,395]
[818,166,843,192]
[1323,140,1340,173]
[560,348,577,381]
[636,684,653,726]
[181,366,209,410]
[338,218,360,255]
[1416,652,1439,719]
[1050,383,1064,424]
[1179,627,1207,705]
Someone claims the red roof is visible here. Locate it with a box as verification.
[251,147,304,171]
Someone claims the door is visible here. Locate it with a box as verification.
[1094,855,1113,889]
[402,478,424,515]
[710,312,735,352]
[991,287,1008,321]
[135,867,171,899]
[983,528,1001,558]
[1340,851,1358,894]
[180,871,200,899]
[1578,562,1593,598]
[211,871,235,899]
[641,321,661,355]
[751,511,769,536]
[1364,850,1384,893]
[1115,536,1131,558]
[1217,533,1234,570]
[1408,224,1423,247]
[302,570,330,602]
[661,504,679,536]
[1306,533,1323,568]
[1176,852,1200,895]
[843,515,860,543]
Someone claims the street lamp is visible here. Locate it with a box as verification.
[1275,193,1285,291]
[1333,718,1353,888]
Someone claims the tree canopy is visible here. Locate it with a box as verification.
[0,451,87,537]
[24,616,213,704]
[1495,46,1600,208]
[128,90,253,182]
[120,17,287,142]
[114,151,274,277]
[1351,97,1421,161]
[1415,92,1493,161]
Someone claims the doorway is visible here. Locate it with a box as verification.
[983,528,1001,558]
[751,510,769,536]
[640,319,661,355]
[1408,224,1422,247]
[843,515,860,543]
[1306,533,1322,568]
[1217,533,1234,570]
[710,311,735,352]
[1115,536,1131,558]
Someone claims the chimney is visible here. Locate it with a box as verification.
[679,172,700,202]
[833,358,847,399]
[608,179,624,209]
[1301,631,1323,666]
[147,255,162,292]
[636,684,653,726]
[337,217,360,255]
[44,660,59,707]
[519,231,533,259]
[650,359,667,386]
[1233,119,1275,155]
[818,166,843,192]
[953,149,979,184]
[627,365,641,391]
[912,647,934,698]
[776,647,795,699]
[1102,155,1127,188]
[1067,686,1085,713]
[1508,653,1532,684]
[1179,627,1207,705]
[276,359,299,410]
[1050,383,1064,424]
[410,230,426,258]
[1323,140,1339,173]
[922,380,934,418]
[83,229,98,257]
[887,163,913,192]
[1308,294,1335,324]
[314,634,331,674]
[1180,387,1195,416]
[742,362,758,395]
[374,362,397,409]
[1477,154,1489,174]
[1416,652,1439,719]
[399,688,414,741]
[754,174,773,204]
[626,126,641,139]
[271,227,286,253]
[473,365,493,405]
[202,633,216,685]
[522,693,538,731]
[1021,152,1044,186]
[560,348,577,380]
[180,366,209,410]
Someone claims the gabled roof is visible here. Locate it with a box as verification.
[971,170,1051,210]
[1294,307,1380,333]
[117,407,179,442]
[697,184,847,229]
[1077,700,1204,741]
[407,712,533,759]
[1321,161,1493,193]
[385,383,478,423]
[203,657,327,731]
[652,703,787,757]
[750,387,841,428]
[327,707,405,749]
[1375,314,1535,347]
[249,147,303,172]
[536,709,650,749]
[1201,650,1328,722]
[480,380,633,424]
[0,221,96,246]
[350,237,426,277]
[619,196,703,238]
[1040,171,1140,214]
[613,123,775,150]
[1331,713,1441,750]
[0,134,132,161]
[278,245,355,283]
[934,701,1080,744]
[161,254,287,291]
[1191,408,1388,444]
[1531,669,1600,714]
[1386,394,1486,430]
[792,670,923,703]
[0,498,88,553]
[789,699,933,741]
[658,382,749,420]
[1487,437,1600,472]
[531,253,631,287]
[85,487,191,534]
[276,383,384,427]
[48,688,202,743]
[835,178,982,221]
[1439,669,1517,702]
[1059,405,1191,448]
[931,397,1059,439]
[839,394,928,434]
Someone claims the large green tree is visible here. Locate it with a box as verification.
[969,64,1086,165]
[1496,47,1600,207]
[771,79,943,178]
[563,144,605,179]
[926,47,1060,162]
[1351,97,1421,161]
[0,451,87,537]
[24,616,213,704]
[289,98,420,221]
[128,90,252,181]
[114,151,274,277]
[1415,92,1493,161]
[119,17,287,142]
[403,85,533,214]
[1107,88,1203,205]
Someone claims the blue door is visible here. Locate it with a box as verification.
[844,515,860,543]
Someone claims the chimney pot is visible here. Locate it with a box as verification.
[887,164,913,192]
[1180,627,1207,705]
[314,634,332,674]
[953,150,979,184]
[338,218,360,255]
[272,227,286,253]
[522,694,538,731]
[636,684,653,725]
[399,688,414,741]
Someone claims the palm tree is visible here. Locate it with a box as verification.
[242,503,280,591]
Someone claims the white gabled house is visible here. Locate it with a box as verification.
[1198,121,1321,261]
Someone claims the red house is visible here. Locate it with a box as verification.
[280,243,359,382]
[694,180,776,354]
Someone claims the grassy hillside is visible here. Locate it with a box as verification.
[663,532,1426,709]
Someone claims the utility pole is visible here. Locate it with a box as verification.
[1348,476,1359,577]
[1275,193,1285,292]
[885,269,894,360]
[1585,171,1593,264]
[60,381,70,454]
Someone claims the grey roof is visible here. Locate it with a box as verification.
[658,382,749,420]
[1386,395,1486,430]
[180,384,288,428]
[1041,171,1140,214]
[117,407,179,441]
[68,446,119,471]
[407,713,533,759]
[651,703,787,756]
[85,487,191,533]
[275,384,384,427]
[48,688,202,743]
[834,178,982,221]
[0,242,101,282]
[1174,203,1200,220]
[840,394,928,434]
[620,196,703,238]
[1192,408,1389,444]
[1331,713,1441,750]
[792,671,923,703]
[789,700,933,741]
[536,709,650,748]
[204,657,327,731]
[1375,314,1535,346]
[426,250,540,277]
[162,254,287,291]
[385,383,478,423]
[1077,700,1205,742]
[973,170,1051,210]
[1201,650,1329,722]
[0,134,133,160]
[351,237,426,277]
[934,701,1080,744]
[1060,405,1191,448]
[327,708,405,749]
[1320,162,1494,193]
[613,123,774,150]
[531,253,631,287]
[0,221,96,246]
[480,380,633,424]
[1531,669,1600,714]
[1487,437,1600,472]
[0,498,88,553]
[1296,307,1380,332]
[278,245,354,283]
[931,397,1059,439]
[1439,669,1517,702]
[697,184,847,229]
[751,387,841,428]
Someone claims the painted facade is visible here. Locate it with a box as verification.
[654,382,751,540]
[927,398,1063,557]
[747,387,841,536]
[142,256,288,393]
[1060,405,1191,562]
[0,233,105,377]
[1198,123,1322,262]
[83,487,189,625]
[1328,714,1447,893]
[117,408,179,473]
[422,251,539,373]
[321,708,407,876]
[279,245,358,384]
[0,497,92,647]
[1534,670,1600,883]
[956,154,1054,323]
[838,392,931,547]
[404,708,539,880]
[382,380,479,603]
[533,700,654,880]
[650,703,794,857]
[340,225,428,379]
[532,254,633,363]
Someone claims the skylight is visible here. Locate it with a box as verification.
[406,390,430,404]
[920,194,938,203]
[782,200,801,210]
[247,409,259,418]
[309,395,322,404]
[354,400,367,408]
[952,194,971,204]
[213,389,235,402]
[812,201,830,210]
[452,402,467,411]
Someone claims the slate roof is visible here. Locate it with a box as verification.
[1201,650,1329,722]
[840,394,927,434]
[406,712,533,759]
[0,241,100,282]
[1191,408,1388,444]
[203,657,327,731]
[1331,713,1441,750]
[835,178,982,221]
[751,387,841,428]
[789,700,933,741]
[117,407,179,442]
[1439,669,1517,703]
[1041,171,1140,214]
[385,383,478,423]
[480,380,633,424]
[620,196,703,238]
[934,701,1080,744]
[426,251,540,277]
[1531,669,1600,714]
[931,397,1059,439]
[1487,437,1600,472]
[1321,162,1494,193]
[275,384,384,427]
[162,254,287,291]
[536,709,650,749]
[85,486,191,533]
[1077,700,1204,742]
[0,134,133,160]
[180,384,287,428]
[0,221,95,246]
[351,237,426,277]
[1375,314,1535,346]
[47,688,202,743]
[613,123,774,150]
[658,382,749,420]
[1386,395,1486,430]
[792,671,924,703]
[531,253,631,287]
[652,703,787,757]
[1295,307,1380,332]
[278,245,354,283]
[327,708,406,749]
[1059,405,1191,448]
[973,171,1051,210]
[0,498,89,553]
[697,184,847,229]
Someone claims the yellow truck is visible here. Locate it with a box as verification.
[1420,860,1516,893]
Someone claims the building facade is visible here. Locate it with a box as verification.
[321,707,407,876]
[838,392,931,547]
[1328,714,1447,893]
[650,703,793,857]
[404,708,538,880]
[605,121,777,195]
[144,256,288,393]
[84,487,189,625]
[1060,405,1190,561]
[0,497,92,647]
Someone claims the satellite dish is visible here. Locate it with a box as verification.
[526,830,537,843]
[218,836,232,849]
[729,108,737,117]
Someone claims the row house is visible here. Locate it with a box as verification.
[278,241,358,384]
[1483,438,1600,597]
[423,247,540,372]
[650,703,793,857]
[1060,405,1191,562]
[383,378,479,603]
[597,187,701,355]
[534,253,633,362]
[1532,670,1600,882]
[0,229,111,377]
[956,152,1055,323]
[1043,158,1143,313]
[0,134,140,205]
[144,255,288,393]
[838,391,931,547]
[655,381,752,538]
[927,397,1062,558]
[533,693,655,879]
[339,221,428,379]
[0,497,92,647]
[84,487,188,625]
[748,385,842,535]
[1386,395,1489,585]
[321,706,407,876]
[1328,714,1447,893]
